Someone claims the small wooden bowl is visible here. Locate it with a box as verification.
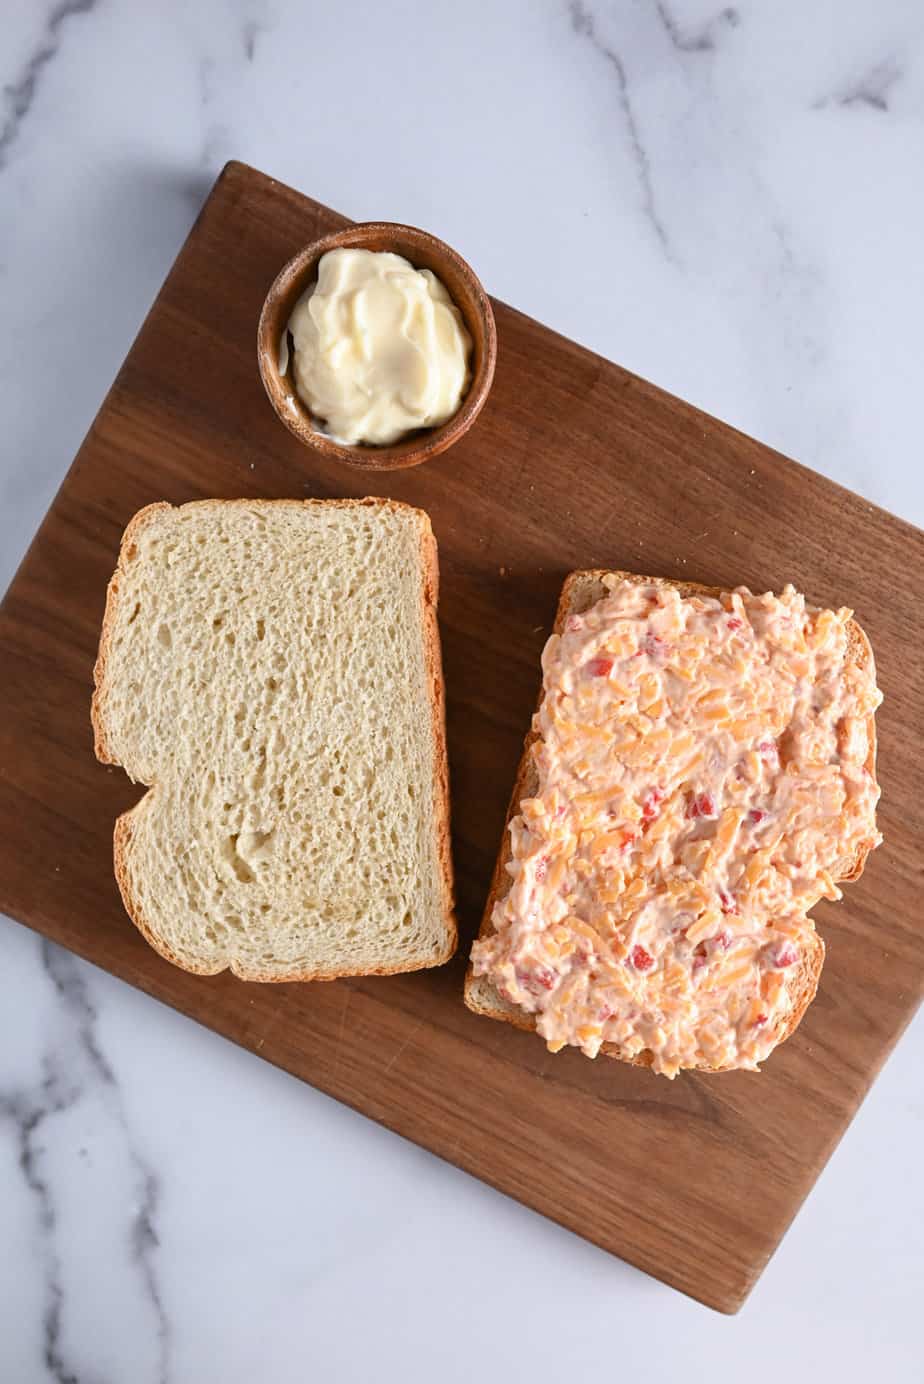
[257,223,497,470]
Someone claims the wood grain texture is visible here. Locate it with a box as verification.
[0,161,921,1313]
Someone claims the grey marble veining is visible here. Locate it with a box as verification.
[3,943,169,1383]
[569,0,673,254]
[654,2,740,55]
[0,1,99,170]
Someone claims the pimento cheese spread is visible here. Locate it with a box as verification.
[471,579,882,1076]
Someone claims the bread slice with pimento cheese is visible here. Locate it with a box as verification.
[465,570,881,1077]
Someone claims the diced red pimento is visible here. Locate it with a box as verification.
[774,941,798,969]
[727,616,744,632]
[641,786,664,822]
[515,965,556,994]
[694,930,731,974]
[758,740,779,766]
[630,944,654,971]
[586,656,613,678]
[752,1013,769,1028]
[534,855,549,883]
[566,615,584,632]
[718,889,735,914]
[749,809,766,824]
[621,828,640,852]
[687,791,716,819]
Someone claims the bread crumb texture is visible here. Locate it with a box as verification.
[92,499,454,980]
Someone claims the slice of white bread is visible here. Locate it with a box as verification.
[465,569,880,1072]
[92,498,456,980]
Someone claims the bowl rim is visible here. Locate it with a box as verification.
[257,220,497,471]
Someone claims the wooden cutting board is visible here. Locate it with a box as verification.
[1,162,921,1314]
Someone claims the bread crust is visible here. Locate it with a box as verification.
[92,497,457,981]
[464,569,879,1072]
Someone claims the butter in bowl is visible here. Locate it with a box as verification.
[258,223,497,470]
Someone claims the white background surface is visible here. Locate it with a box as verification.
[1,2,922,1380]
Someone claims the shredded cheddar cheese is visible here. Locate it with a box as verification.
[471,580,882,1077]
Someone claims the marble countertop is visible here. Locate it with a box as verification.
[2,2,922,1379]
